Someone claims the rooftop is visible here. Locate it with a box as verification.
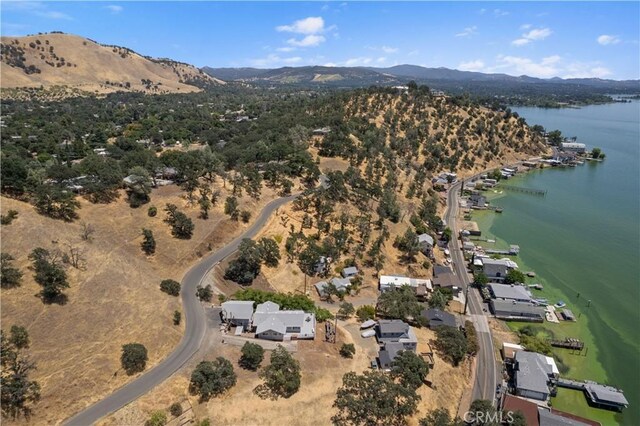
[422,308,457,328]
[584,383,629,406]
[515,351,559,396]
[418,233,434,246]
[491,300,545,317]
[378,319,410,335]
[221,301,255,321]
[489,283,532,301]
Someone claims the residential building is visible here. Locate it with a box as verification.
[502,342,524,360]
[379,275,432,293]
[376,320,418,351]
[417,233,434,256]
[479,257,518,282]
[432,265,462,296]
[584,383,629,411]
[421,308,457,329]
[514,351,559,401]
[489,283,533,303]
[560,142,586,154]
[221,301,255,327]
[378,342,406,369]
[490,300,545,322]
[341,266,358,278]
[502,395,601,426]
[469,193,487,208]
[315,277,351,298]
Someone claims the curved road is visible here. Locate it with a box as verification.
[445,180,499,405]
[65,193,299,425]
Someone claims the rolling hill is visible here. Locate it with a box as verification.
[0,32,224,97]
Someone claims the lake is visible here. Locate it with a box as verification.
[474,100,639,425]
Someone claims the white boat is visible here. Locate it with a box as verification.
[487,239,496,243]
[360,320,376,330]
[361,329,376,338]
[444,249,450,256]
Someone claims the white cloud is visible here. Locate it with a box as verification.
[490,55,560,78]
[376,57,387,64]
[106,5,123,14]
[493,9,509,17]
[321,4,330,11]
[277,16,325,34]
[2,1,72,20]
[283,57,303,64]
[458,60,485,72]
[512,27,552,46]
[276,46,296,52]
[324,62,337,67]
[597,35,621,45]
[408,49,419,56]
[520,24,532,30]
[344,57,372,66]
[286,34,326,47]
[381,45,398,53]
[563,63,612,78]
[479,8,486,15]
[456,26,477,38]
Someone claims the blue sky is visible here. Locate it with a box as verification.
[2,1,639,79]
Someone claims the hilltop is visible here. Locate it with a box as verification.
[0,33,224,99]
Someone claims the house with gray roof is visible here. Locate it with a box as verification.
[417,233,435,256]
[377,320,418,351]
[315,277,352,298]
[479,257,518,282]
[422,308,458,329]
[514,351,559,401]
[378,342,407,369]
[252,302,315,341]
[341,266,358,278]
[221,301,255,327]
[490,300,545,322]
[584,383,629,411]
[489,283,533,303]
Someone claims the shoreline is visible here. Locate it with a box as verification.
[468,165,624,425]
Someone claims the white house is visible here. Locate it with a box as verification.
[379,275,432,293]
[560,142,586,154]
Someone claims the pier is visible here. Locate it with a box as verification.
[485,245,520,255]
[556,379,629,411]
[550,338,584,350]
[498,184,547,196]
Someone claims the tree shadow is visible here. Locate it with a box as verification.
[40,293,68,305]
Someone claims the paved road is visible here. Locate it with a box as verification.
[65,193,299,425]
[444,181,499,405]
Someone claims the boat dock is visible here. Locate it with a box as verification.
[550,338,584,350]
[485,245,520,255]
[498,184,547,196]
[556,379,629,411]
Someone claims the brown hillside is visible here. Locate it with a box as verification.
[0,33,224,96]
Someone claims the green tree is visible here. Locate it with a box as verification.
[141,228,156,255]
[258,237,281,267]
[434,326,468,366]
[337,302,355,319]
[9,326,29,349]
[189,357,237,401]
[473,272,489,286]
[224,196,239,221]
[173,310,181,326]
[1,253,23,289]
[394,229,421,263]
[391,350,429,390]
[332,370,419,426]
[196,284,213,302]
[504,269,526,284]
[442,227,453,242]
[164,204,194,239]
[240,210,252,223]
[356,305,376,321]
[126,166,153,207]
[198,185,212,219]
[28,248,69,303]
[0,331,41,419]
[224,239,262,284]
[33,186,80,222]
[419,408,457,426]
[160,279,181,296]
[121,343,148,375]
[428,288,450,310]
[339,343,356,359]
[1,210,19,225]
[257,345,301,399]
[547,130,563,146]
[239,342,265,371]
[468,399,498,426]
[148,206,158,217]
[377,286,422,321]
[145,410,167,426]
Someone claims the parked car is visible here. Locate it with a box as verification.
[361,329,376,338]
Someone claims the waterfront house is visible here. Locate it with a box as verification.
[502,395,601,426]
[584,383,629,411]
[514,351,559,401]
[502,342,524,360]
[560,142,586,154]
[490,300,545,322]
[469,193,487,208]
[489,283,533,303]
[479,257,518,282]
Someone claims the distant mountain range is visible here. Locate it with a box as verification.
[203,64,639,90]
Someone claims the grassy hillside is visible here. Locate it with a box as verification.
[0,33,223,99]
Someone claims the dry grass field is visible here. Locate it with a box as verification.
[0,183,280,424]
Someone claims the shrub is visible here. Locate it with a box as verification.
[356,305,376,321]
[160,279,180,296]
[239,342,265,370]
[145,410,167,426]
[340,343,356,358]
[0,210,19,225]
[147,206,157,217]
[169,402,182,417]
[189,358,237,401]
